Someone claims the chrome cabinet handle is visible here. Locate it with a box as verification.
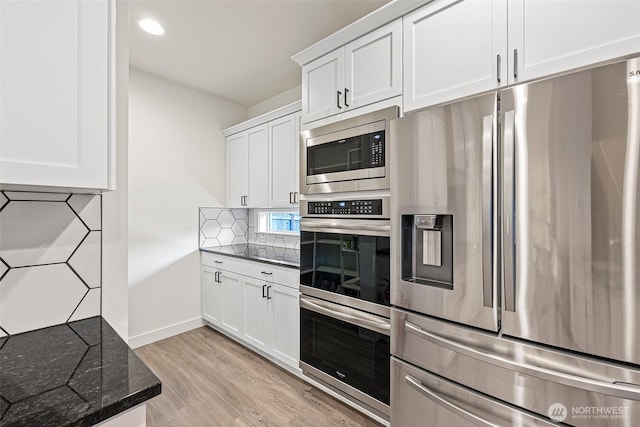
[214,260,223,264]
[214,271,220,283]
[266,285,272,299]
[261,271,272,275]
[300,296,390,335]
[344,88,349,107]
[404,375,495,427]
[503,111,516,312]
[404,321,640,400]
[513,49,518,79]
[293,192,298,204]
[289,192,293,204]
[337,90,342,109]
[481,115,494,308]
[262,284,266,298]
[496,54,501,83]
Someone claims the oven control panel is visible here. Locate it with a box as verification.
[308,199,383,215]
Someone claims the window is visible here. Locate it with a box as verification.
[257,211,300,234]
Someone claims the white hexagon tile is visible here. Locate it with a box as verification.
[0,201,88,267]
[67,194,102,231]
[0,191,102,336]
[0,264,88,334]
[68,232,101,288]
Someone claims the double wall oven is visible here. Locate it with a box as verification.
[299,107,398,421]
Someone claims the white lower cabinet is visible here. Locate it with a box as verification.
[220,270,243,336]
[201,252,300,373]
[242,276,270,350]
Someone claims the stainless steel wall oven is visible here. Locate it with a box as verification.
[299,194,391,420]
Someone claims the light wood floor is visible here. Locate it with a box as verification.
[135,326,383,427]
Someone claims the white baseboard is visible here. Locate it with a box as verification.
[128,317,205,348]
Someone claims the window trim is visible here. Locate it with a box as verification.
[255,209,300,235]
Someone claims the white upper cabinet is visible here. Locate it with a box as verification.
[227,132,248,208]
[225,104,301,209]
[403,0,507,112]
[508,0,640,84]
[301,19,402,124]
[270,112,300,208]
[344,18,402,111]
[302,50,345,123]
[0,0,112,190]
[246,124,269,207]
[404,0,640,112]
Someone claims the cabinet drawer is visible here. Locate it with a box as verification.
[242,261,299,289]
[201,252,243,272]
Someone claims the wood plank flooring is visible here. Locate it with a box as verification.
[135,326,383,427]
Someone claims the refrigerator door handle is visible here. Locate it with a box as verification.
[482,115,494,308]
[405,321,640,400]
[503,110,516,312]
[404,374,496,427]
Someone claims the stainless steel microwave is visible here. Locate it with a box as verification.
[300,106,399,195]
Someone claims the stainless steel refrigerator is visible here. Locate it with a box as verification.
[390,55,640,426]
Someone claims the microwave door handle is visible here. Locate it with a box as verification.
[503,111,516,312]
[404,375,496,427]
[300,296,390,335]
[481,115,494,308]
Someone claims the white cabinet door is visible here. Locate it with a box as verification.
[220,270,243,336]
[242,277,270,350]
[268,283,299,370]
[227,132,248,208]
[293,112,301,203]
[404,0,507,112]
[0,0,111,190]
[202,267,221,326]
[508,0,640,84]
[344,19,402,110]
[302,49,345,124]
[269,114,297,208]
[247,124,269,207]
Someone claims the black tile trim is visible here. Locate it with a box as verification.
[9,261,67,269]
[67,288,90,323]
[66,230,91,264]
[0,332,8,348]
[0,257,9,281]
[0,191,7,212]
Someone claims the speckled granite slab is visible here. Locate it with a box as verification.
[201,244,300,269]
[0,317,161,426]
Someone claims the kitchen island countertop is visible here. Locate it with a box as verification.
[0,317,161,426]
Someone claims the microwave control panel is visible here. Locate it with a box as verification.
[308,199,383,215]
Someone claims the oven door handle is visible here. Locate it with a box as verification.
[300,296,390,336]
[300,218,390,237]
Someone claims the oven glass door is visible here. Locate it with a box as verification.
[300,230,390,306]
[300,306,390,405]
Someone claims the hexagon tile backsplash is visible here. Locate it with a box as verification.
[199,207,300,249]
[0,191,101,336]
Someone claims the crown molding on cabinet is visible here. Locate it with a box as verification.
[222,100,302,137]
[291,0,431,67]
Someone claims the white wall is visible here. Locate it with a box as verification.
[127,68,246,346]
[247,84,301,118]
[102,0,129,341]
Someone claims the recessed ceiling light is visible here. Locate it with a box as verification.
[139,18,164,36]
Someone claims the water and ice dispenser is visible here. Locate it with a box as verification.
[401,214,453,289]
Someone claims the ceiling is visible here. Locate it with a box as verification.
[128,0,390,108]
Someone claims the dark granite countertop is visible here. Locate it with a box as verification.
[200,244,300,269]
[0,317,161,427]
